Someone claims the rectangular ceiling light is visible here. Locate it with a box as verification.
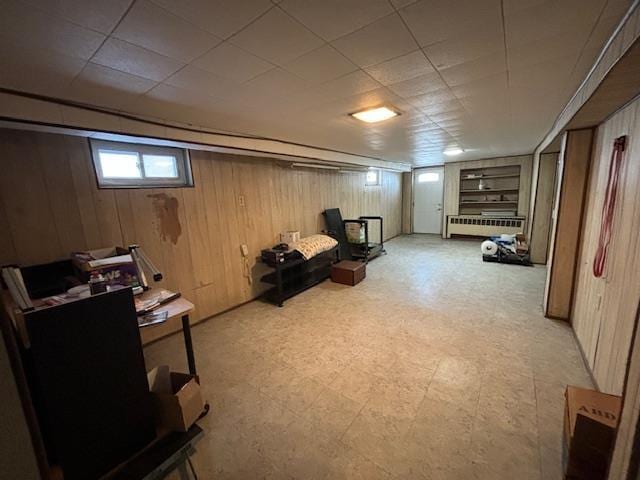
[351,106,399,123]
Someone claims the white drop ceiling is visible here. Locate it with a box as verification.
[0,0,632,165]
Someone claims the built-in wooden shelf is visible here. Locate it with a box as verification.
[461,173,520,180]
[460,201,518,205]
[460,188,519,193]
[458,165,522,219]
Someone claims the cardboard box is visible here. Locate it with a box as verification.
[280,231,300,244]
[147,366,205,432]
[563,386,622,479]
[345,222,366,243]
[331,260,366,286]
[515,233,529,254]
[71,247,140,288]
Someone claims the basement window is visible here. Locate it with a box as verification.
[418,172,439,183]
[90,139,193,188]
[366,169,381,186]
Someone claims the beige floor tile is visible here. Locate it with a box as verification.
[323,442,394,479]
[365,376,427,419]
[301,387,363,443]
[471,422,541,480]
[540,445,564,480]
[425,356,485,411]
[328,364,382,405]
[475,372,538,434]
[341,407,414,474]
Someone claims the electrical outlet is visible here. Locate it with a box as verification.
[240,244,249,257]
[238,195,245,207]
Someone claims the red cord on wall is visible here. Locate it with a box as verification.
[593,135,627,278]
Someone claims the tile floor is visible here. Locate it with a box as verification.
[145,235,593,479]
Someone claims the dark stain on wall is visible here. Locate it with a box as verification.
[148,193,181,245]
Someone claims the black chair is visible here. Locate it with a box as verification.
[323,208,385,262]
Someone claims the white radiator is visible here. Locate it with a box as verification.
[447,215,525,238]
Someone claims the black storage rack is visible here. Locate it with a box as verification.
[260,246,339,307]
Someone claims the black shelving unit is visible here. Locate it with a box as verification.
[260,246,339,307]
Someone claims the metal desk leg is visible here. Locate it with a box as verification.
[276,266,283,307]
[181,314,196,376]
[181,314,210,419]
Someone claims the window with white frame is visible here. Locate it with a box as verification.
[417,172,440,183]
[365,169,381,186]
[90,139,193,188]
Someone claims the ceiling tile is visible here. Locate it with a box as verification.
[423,27,504,70]
[428,105,465,120]
[149,0,273,39]
[229,7,323,66]
[451,72,508,101]
[0,35,85,96]
[407,88,457,108]
[504,0,603,52]
[438,51,506,87]
[387,71,447,98]
[194,42,274,83]
[113,0,222,62]
[510,55,575,93]
[502,0,549,17]
[0,0,105,60]
[68,63,157,110]
[364,50,435,85]
[72,63,157,94]
[243,67,310,97]
[400,0,502,47]
[315,70,381,103]
[21,0,131,34]
[133,88,221,127]
[143,83,220,109]
[164,65,239,98]
[92,38,185,82]
[284,45,357,84]
[508,29,585,69]
[504,1,562,47]
[332,14,416,67]
[279,0,394,41]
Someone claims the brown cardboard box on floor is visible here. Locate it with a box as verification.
[147,366,205,433]
[563,385,622,479]
[331,260,366,286]
[515,233,529,254]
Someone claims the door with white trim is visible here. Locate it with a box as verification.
[413,166,444,234]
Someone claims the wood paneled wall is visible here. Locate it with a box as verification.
[401,172,413,234]
[572,97,640,395]
[543,129,594,320]
[442,155,533,236]
[529,153,559,264]
[0,128,402,339]
[608,304,640,479]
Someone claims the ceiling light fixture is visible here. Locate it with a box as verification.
[443,148,464,156]
[351,106,399,123]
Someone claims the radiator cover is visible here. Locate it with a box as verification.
[447,215,525,237]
